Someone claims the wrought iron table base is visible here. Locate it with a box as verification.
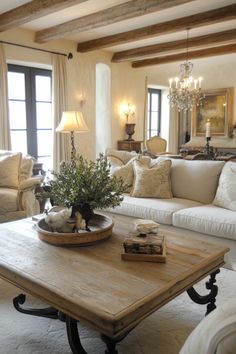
[13,294,120,354]
[187,269,220,315]
[12,269,220,354]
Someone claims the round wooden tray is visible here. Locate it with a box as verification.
[36,213,114,246]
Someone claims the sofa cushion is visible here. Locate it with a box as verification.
[131,159,172,198]
[173,205,236,240]
[180,299,236,354]
[0,188,18,213]
[0,153,21,188]
[107,195,202,225]
[157,158,225,204]
[213,161,236,212]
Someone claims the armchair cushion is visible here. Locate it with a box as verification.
[19,176,42,191]
[0,153,21,188]
[0,188,18,213]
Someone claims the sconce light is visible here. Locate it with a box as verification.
[121,103,135,123]
[78,93,86,106]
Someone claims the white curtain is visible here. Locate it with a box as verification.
[0,43,11,150]
[168,108,179,154]
[142,76,148,146]
[52,54,70,171]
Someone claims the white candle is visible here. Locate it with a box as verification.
[199,77,203,88]
[206,120,211,138]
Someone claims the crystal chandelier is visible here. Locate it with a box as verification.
[168,29,204,111]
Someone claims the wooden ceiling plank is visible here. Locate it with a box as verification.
[112,28,236,62]
[131,43,236,68]
[0,0,88,32]
[35,0,193,43]
[77,4,236,52]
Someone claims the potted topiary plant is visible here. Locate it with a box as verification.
[39,154,127,231]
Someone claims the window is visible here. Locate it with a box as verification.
[147,88,162,139]
[7,64,52,170]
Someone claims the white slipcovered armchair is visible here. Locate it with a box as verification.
[180,300,236,354]
[0,150,43,223]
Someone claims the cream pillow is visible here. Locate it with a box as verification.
[131,159,172,198]
[213,161,236,211]
[20,155,34,182]
[109,156,150,192]
[0,153,22,188]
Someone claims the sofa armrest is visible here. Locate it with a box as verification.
[19,176,43,191]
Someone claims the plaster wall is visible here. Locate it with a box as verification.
[1,27,236,158]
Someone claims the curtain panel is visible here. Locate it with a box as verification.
[0,43,11,150]
[52,54,70,171]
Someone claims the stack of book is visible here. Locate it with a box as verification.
[122,233,166,263]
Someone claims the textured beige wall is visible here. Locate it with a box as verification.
[1,28,236,158]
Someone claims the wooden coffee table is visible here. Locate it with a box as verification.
[0,216,229,354]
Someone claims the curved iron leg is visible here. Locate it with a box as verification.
[187,269,220,315]
[13,294,58,319]
[66,316,88,354]
[101,334,118,354]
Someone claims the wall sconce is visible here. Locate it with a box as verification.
[78,93,86,106]
[120,102,135,123]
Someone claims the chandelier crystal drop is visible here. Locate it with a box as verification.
[168,29,204,111]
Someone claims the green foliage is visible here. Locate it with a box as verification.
[41,154,127,211]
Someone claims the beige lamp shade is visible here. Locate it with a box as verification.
[56,111,89,133]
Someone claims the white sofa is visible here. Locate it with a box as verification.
[0,150,43,223]
[104,149,236,270]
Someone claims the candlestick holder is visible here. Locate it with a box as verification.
[205,137,214,155]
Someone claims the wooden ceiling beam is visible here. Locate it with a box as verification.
[112,28,236,62]
[0,0,88,32]
[131,43,236,68]
[77,4,236,52]
[35,0,193,43]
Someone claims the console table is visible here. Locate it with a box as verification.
[117,140,142,153]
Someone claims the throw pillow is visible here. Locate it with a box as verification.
[108,156,151,192]
[20,155,34,182]
[213,161,236,211]
[0,153,22,188]
[130,159,172,198]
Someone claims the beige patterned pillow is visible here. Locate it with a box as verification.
[130,159,172,198]
[0,153,22,188]
[213,161,236,211]
[109,156,151,192]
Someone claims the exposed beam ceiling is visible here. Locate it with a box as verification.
[0,0,88,32]
[132,43,236,67]
[112,28,236,62]
[35,0,193,43]
[77,4,236,53]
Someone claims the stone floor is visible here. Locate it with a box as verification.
[0,268,235,354]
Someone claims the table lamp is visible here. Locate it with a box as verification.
[56,111,89,162]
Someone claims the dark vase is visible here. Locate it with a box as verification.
[125,123,135,141]
[72,203,94,231]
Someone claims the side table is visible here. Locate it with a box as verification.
[117,140,143,153]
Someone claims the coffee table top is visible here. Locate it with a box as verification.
[0,216,229,338]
